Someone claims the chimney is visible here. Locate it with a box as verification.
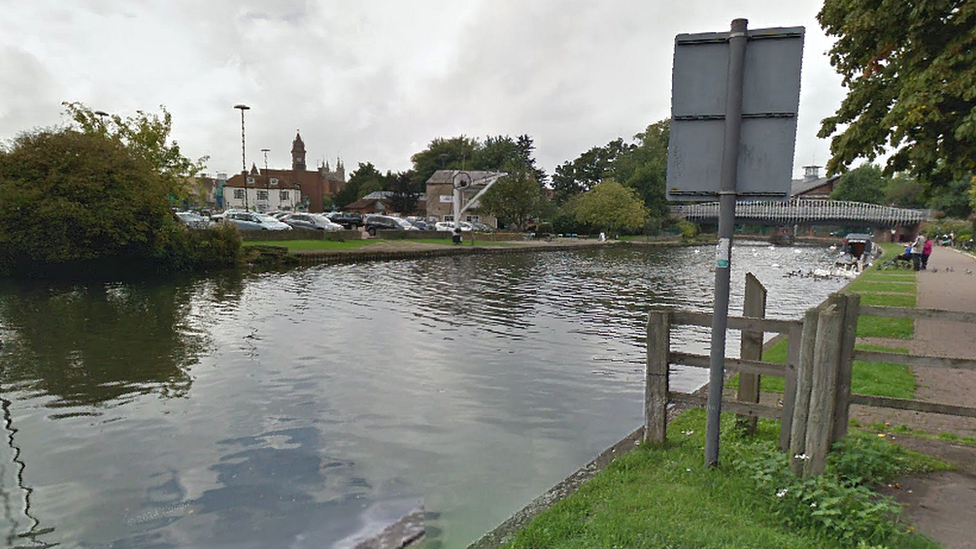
[803,165,821,182]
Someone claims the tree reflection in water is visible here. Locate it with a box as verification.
[0,274,246,408]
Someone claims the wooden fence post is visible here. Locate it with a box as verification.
[736,273,766,435]
[645,311,671,445]
[803,295,845,477]
[789,308,820,475]
[832,293,860,443]
[779,320,803,452]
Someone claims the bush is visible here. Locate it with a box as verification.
[154,221,242,272]
[729,430,921,546]
[677,219,699,239]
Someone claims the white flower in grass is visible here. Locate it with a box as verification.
[776,488,788,498]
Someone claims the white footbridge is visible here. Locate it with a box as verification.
[672,199,926,227]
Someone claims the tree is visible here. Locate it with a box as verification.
[388,171,421,214]
[884,174,925,208]
[0,129,172,267]
[478,166,543,231]
[61,102,208,201]
[335,162,382,209]
[612,120,670,219]
[410,136,479,185]
[829,164,886,204]
[928,176,974,219]
[552,138,633,203]
[817,1,976,187]
[573,180,648,234]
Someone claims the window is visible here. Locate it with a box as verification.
[279,191,290,201]
[233,189,244,199]
[466,215,480,223]
[270,178,279,184]
[257,190,269,200]
[443,215,454,222]
[246,176,255,184]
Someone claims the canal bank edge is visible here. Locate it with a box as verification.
[465,390,706,549]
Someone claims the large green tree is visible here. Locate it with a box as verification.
[478,166,543,231]
[817,1,976,187]
[410,134,546,189]
[387,170,421,213]
[0,129,172,267]
[573,180,648,234]
[551,138,633,203]
[62,102,208,201]
[611,120,670,218]
[829,164,886,204]
[410,136,480,185]
[334,162,382,208]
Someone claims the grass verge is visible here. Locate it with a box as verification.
[501,410,942,549]
[727,340,915,399]
[243,239,375,251]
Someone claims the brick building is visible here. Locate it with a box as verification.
[225,132,345,212]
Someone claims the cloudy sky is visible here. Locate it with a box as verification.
[1,0,846,180]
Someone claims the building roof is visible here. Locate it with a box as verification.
[790,175,839,197]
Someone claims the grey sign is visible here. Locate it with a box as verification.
[666,27,804,201]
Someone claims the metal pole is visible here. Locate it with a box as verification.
[235,104,250,211]
[704,18,748,468]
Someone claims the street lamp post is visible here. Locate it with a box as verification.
[261,148,270,211]
[94,110,109,135]
[234,104,251,210]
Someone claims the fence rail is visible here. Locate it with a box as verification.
[645,282,976,478]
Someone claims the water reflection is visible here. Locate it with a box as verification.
[0,244,849,549]
[0,275,232,409]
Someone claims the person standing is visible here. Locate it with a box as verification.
[922,236,933,269]
[912,232,927,271]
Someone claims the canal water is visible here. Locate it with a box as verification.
[0,242,848,549]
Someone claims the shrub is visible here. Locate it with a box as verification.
[677,219,699,239]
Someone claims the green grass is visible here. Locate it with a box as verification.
[846,280,917,293]
[857,315,915,339]
[243,239,375,250]
[858,293,917,308]
[406,238,515,247]
[501,410,940,549]
[727,341,915,399]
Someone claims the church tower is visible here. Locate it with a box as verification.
[291,131,307,171]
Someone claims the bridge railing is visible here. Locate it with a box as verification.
[671,199,926,226]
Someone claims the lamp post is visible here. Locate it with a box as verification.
[234,104,251,210]
[261,148,270,211]
[94,110,109,134]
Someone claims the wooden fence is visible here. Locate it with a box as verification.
[645,277,976,477]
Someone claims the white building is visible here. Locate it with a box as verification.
[223,174,303,212]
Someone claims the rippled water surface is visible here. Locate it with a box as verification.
[0,243,849,548]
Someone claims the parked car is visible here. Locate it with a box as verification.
[434,221,473,232]
[282,213,344,231]
[223,211,293,231]
[175,211,213,229]
[407,219,434,230]
[470,221,495,232]
[364,214,416,236]
[326,212,364,229]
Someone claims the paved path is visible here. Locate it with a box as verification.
[853,246,976,549]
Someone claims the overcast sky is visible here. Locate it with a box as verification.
[1,0,845,181]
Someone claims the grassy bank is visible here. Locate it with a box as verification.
[499,410,943,549]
